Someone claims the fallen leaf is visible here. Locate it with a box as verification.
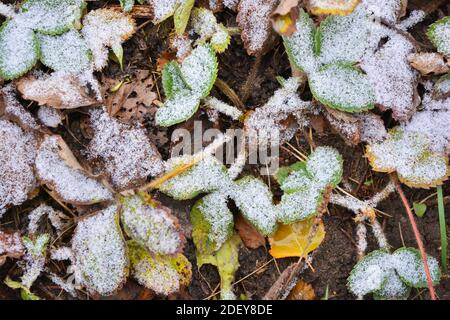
[271,0,299,36]
[0,230,25,266]
[16,72,100,109]
[234,214,266,249]
[308,0,360,16]
[408,53,449,76]
[269,217,325,259]
[287,279,316,300]
[323,107,361,146]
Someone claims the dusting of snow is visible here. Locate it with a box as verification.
[28,203,65,235]
[88,108,164,190]
[35,135,113,204]
[37,106,63,128]
[0,119,37,217]
[121,194,184,255]
[427,16,450,56]
[362,0,403,25]
[1,84,40,130]
[204,97,242,120]
[21,234,50,289]
[72,205,128,296]
[0,230,24,257]
[397,10,425,31]
[148,0,178,23]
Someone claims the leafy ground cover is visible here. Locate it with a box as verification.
[0,0,449,300]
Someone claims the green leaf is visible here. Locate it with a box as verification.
[4,278,40,300]
[373,270,411,300]
[174,0,194,35]
[306,146,343,188]
[347,249,391,296]
[119,0,135,12]
[180,44,218,98]
[158,155,232,200]
[197,234,241,300]
[21,0,86,35]
[315,7,368,66]
[22,234,50,258]
[310,63,375,112]
[72,205,129,296]
[191,8,230,53]
[128,240,192,296]
[38,30,91,73]
[391,247,441,288]
[120,194,185,255]
[413,202,427,218]
[283,9,318,75]
[191,191,234,255]
[0,20,39,80]
[111,42,124,70]
[211,24,231,53]
[231,176,278,236]
[155,90,201,127]
[162,61,190,99]
[427,16,450,56]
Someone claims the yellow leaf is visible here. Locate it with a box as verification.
[287,279,316,300]
[269,218,325,258]
[309,0,360,16]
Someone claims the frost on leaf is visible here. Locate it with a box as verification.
[347,247,441,299]
[191,191,234,255]
[155,45,218,126]
[391,247,441,288]
[309,0,360,16]
[16,71,100,109]
[37,106,64,128]
[88,108,164,191]
[0,20,39,80]
[0,120,37,216]
[427,16,450,57]
[347,249,391,296]
[21,234,50,290]
[236,0,278,56]
[434,73,450,98]
[269,217,325,259]
[128,240,192,296]
[27,203,66,235]
[310,63,375,112]
[362,0,406,25]
[231,177,277,236]
[148,0,178,24]
[366,128,449,188]
[197,234,241,300]
[1,84,40,130]
[190,8,230,53]
[19,0,85,35]
[72,205,128,296]
[0,230,25,266]
[81,8,136,71]
[35,135,113,205]
[38,30,91,74]
[120,194,185,255]
[276,146,343,223]
[158,154,231,200]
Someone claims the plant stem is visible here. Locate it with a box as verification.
[437,185,448,274]
[391,174,437,300]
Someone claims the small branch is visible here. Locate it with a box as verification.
[356,223,367,260]
[214,78,245,111]
[390,174,437,300]
[203,97,243,121]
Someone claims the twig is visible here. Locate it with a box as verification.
[437,185,448,274]
[391,174,437,300]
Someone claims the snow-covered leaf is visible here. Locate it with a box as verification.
[38,30,91,73]
[88,108,164,191]
[158,155,231,200]
[16,71,100,109]
[0,230,25,265]
[174,0,195,35]
[269,217,325,258]
[72,205,128,296]
[0,20,39,80]
[128,240,192,296]
[190,8,230,53]
[427,16,450,56]
[20,0,85,35]
[373,270,410,300]
[120,194,185,255]
[408,53,449,76]
[35,135,113,204]
[309,0,360,16]
[148,0,178,24]
[236,0,278,56]
[191,191,234,255]
[309,63,375,112]
[366,128,449,188]
[347,249,391,296]
[231,176,277,236]
[391,247,441,288]
[434,73,450,98]
[81,8,135,71]
[0,120,37,216]
[197,234,241,300]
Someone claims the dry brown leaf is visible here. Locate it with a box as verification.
[0,230,25,266]
[109,4,153,18]
[287,279,316,300]
[16,73,100,109]
[234,214,266,249]
[271,0,299,36]
[237,0,278,56]
[408,53,449,76]
[323,107,361,146]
